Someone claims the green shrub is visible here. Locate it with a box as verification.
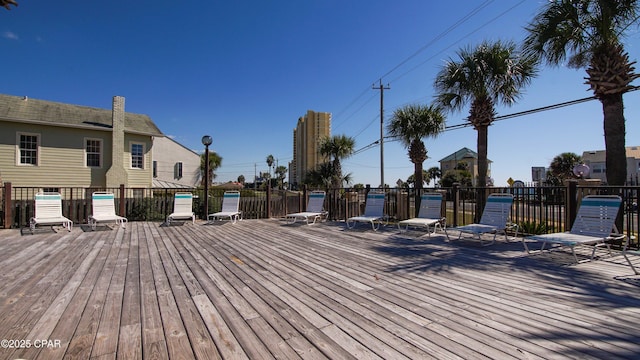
[518,221,548,235]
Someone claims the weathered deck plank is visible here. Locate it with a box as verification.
[138,224,170,360]
[0,220,639,359]
[117,224,142,360]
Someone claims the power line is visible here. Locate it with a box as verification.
[351,87,639,155]
[332,0,505,130]
[388,0,527,84]
[333,93,378,132]
[379,0,495,80]
[332,1,529,151]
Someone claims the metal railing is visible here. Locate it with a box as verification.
[3,182,638,249]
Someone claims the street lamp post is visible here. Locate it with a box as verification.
[202,135,213,221]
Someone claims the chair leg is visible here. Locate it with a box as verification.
[432,223,442,236]
[571,246,580,264]
[623,252,640,275]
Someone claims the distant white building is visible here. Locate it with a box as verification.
[152,136,201,188]
[581,146,640,184]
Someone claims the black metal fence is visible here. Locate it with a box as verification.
[2,182,638,248]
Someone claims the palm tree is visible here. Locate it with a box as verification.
[319,135,356,189]
[405,170,429,188]
[275,165,287,189]
[523,0,639,186]
[434,40,537,188]
[548,152,583,184]
[426,166,442,186]
[1,0,17,10]
[266,154,275,181]
[303,162,334,188]
[387,104,445,191]
[200,151,222,187]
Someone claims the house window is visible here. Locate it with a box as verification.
[153,161,158,178]
[131,143,144,169]
[85,138,102,167]
[175,162,183,179]
[43,187,60,193]
[592,164,605,174]
[18,133,39,165]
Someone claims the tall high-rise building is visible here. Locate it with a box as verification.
[291,110,331,186]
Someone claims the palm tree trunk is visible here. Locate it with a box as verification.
[414,162,424,214]
[333,159,342,189]
[414,162,424,190]
[476,125,488,188]
[602,94,627,185]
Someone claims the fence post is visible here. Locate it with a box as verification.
[119,184,126,217]
[452,183,459,227]
[302,185,308,212]
[3,182,11,229]
[475,187,486,223]
[566,180,578,231]
[68,187,74,223]
[405,186,411,220]
[266,185,271,218]
[282,188,287,216]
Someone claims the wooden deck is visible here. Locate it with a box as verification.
[1,220,640,360]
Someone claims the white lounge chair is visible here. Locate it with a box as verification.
[88,192,127,230]
[285,190,328,225]
[166,193,195,225]
[29,192,73,233]
[346,191,386,231]
[398,193,446,236]
[523,195,623,263]
[208,191,242,224]
[444,193,516,246]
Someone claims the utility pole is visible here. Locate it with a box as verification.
[373,80,390,188]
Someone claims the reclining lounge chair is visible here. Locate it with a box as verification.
[208,191,242,224]
[30,192,73,233]
[88,192,128,230]
[346,191,386,231]
[166,193,195,225]
[523,195,623,263]
[398,193,446,236]
[444,193,516,246]
[285,190,328,225]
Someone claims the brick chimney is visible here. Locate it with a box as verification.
[106,96,128,187]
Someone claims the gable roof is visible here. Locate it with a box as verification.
[440,147,478,162]
[439,147,492,163]
[0,94,163,136]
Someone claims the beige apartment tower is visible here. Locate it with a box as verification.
[291,110,331,186]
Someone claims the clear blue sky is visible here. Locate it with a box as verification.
[2,1,639,187]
